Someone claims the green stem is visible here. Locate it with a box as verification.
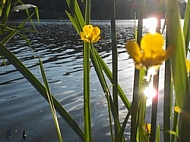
[94,48,130,109]
[163,30,171,142]
[85,0,91,24]
[83,0,92,141]
[110,0,119,139]
[130,1,144,141]
[166,0,190,140]
[171,104,179,142]
[83,42,91,142]
[39,59,63,142]
[90,47,114,141]
[150,74,159,142]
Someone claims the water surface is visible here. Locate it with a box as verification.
[0,20,164,142]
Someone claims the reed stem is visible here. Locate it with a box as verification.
[163,29,171,142]
[150,73,159,142]
[130,1,144,141]
[110,0,119,139]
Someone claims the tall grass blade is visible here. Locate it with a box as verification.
[0,43,84,140]
[166,0,190,140]
[65,0,130,111]
[65,0,85,33]
[150,74,159,142]
[1,13,34,44]
[110,0,119,138]
[90,46,114,141]
[108,94,125,141]
[65,11,80,33]
[1,0,11,33]
[94,48,130,109]
[155,125,160,142]
[39,59,63,142]
[91,46,125,142]
[16,1,39,25]
[34,7,40,22]
[84,0,91,24]
[171,107,179,142]
[166,0,188,111]
[0,0,6,17]
[130,0,144,140]
[183,0,190,53]
[163,30,172,142]
[137,91,146,141]
[116,107,131,142]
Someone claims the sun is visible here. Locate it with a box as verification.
[143,17,158,33]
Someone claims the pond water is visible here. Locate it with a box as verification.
[0,20,165,142]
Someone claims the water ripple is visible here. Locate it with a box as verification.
[0,20,135,141]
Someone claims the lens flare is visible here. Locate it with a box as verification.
[143,17,158,33]
[143,86,156,99]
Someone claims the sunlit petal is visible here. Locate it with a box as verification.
[83,25,93,34]
[91,27,101,43]
[80,25,101,43]
[186,59,190,73]
[141,33,164,57]
[93,27,101,37]
[142,51,167,67]
[92,36,100,43]
[80,32,90,42]
[175,106,182,113]
[125,32,173,69]
[125,40,142,65]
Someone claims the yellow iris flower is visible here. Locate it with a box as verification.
[126,33,173,69]
[80,25,100,43]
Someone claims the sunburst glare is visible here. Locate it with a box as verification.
[144,86,157,106]
[144,86,156,99]
[143,17,158,33]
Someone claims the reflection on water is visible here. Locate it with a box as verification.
[0,20,137,142]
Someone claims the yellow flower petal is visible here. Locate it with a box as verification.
[80,25,101,43]
[141,50,167,67]
[80,32,90,42]
[141,33,164,58]
[92,27,100,37]
[147,123,151,134]
[175,106,182,113]
[125,40,142,65]
[83,25,93,36]
[186,59,190,73]
[143,123,151,134]
[91,27,101,43]
[125,33,173,69]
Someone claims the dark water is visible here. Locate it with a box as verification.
[0,20,165,142]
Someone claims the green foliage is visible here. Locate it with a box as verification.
[39,59,63,142]
[0,2,84,141]
[65,0,131,141]
[166,0,189,109]
[183,0,190,53]
[0,0,190,141]
[166,0,190,141]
